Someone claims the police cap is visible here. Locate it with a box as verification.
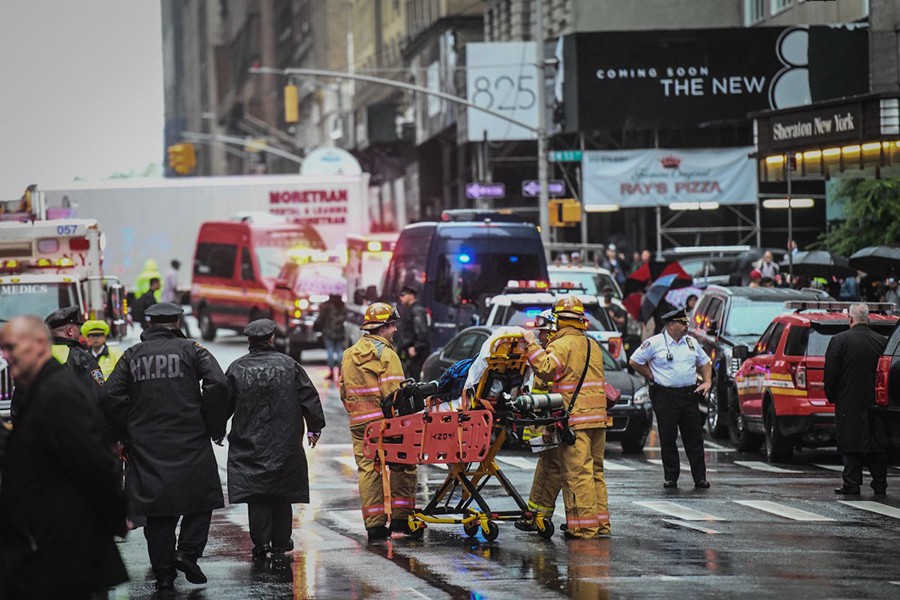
[399,283,420,296]
[45,306,84,329]
[81,319,110,337]
[662,308,689,323]
[243,318,277,339]
[145,302,184,323]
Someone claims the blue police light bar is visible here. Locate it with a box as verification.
[458,253,471,264]
[525,308,542,317]
[509,255,519,263]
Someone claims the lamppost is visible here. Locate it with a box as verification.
[250,64,554,255]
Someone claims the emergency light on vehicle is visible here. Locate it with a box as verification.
[69,237,90,251]
[506,280,550,291]
[0,259,22,272]
[367,241,383,252]
[295,299,310,310]
[875,355,891,406]
[785,300,896,313]
[458,253,471,264]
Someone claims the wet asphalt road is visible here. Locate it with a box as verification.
[109,328,900,599]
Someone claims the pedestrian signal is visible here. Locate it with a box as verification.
[167,143,196,175]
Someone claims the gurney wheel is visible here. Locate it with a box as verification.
[483,521,500,542]
[463,521,480,538]
[536,519,555,540]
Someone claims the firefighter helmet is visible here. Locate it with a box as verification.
[532,309,556,331]
[361,301,400,331]
[552,295,585,319]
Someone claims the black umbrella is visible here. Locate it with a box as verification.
[848,246,900,274]
[781,250,855,279]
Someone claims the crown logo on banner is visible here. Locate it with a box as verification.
[660,155,681,169]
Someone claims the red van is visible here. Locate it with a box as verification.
[191,218,324,341]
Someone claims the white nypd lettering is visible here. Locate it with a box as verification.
[130,354,183,381]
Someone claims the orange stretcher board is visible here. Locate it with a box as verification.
[362,410,493,464]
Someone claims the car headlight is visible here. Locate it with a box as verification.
[633,385,651,406]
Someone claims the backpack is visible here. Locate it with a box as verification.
[436,357,475,399]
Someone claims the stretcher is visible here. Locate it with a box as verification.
[363,333,569,541]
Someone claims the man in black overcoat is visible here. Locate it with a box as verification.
[104,303,230,591]
[0,315,128,599]
[225,319,326,559]
[824,303,889,496]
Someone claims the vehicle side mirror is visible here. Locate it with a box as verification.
[274,278,290,290]
[733,345,749,361]
[353,289,366,306]
[365,285,378,303]
[707,321,719,336]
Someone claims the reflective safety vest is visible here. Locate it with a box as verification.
[340,333,406,427]
[525,327,608,430]
[50,344,71,365]
[94,345,123,378]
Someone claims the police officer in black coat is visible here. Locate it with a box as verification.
[824,303,889,496]
[0,315,128,599]
[395,284,430,379]
[10,306,106,424]
[104,303,230,591]
[225,319,326,559]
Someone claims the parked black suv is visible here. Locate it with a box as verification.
[874,321,900,451]
[690,285,829,438]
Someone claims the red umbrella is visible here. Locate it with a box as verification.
[625,260,692,296]
[622,292,643,321]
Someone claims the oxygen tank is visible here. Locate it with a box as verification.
[510,393,565,412]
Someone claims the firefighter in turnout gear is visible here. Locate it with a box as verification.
[339,302,417,542]
[522,296,610,539]
[515,310,566,533]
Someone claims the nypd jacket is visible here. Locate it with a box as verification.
[340,333,406,427]
[104,328,230,516]
[525,327,608,431]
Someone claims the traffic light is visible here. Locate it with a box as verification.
[167,143,196,175]
[549,199,582,227]
[284,83,299,124]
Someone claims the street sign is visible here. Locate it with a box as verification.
[522,179,566,197]
[548,150,583,163]
[465,182,506,200]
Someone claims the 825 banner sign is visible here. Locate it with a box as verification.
[466,42,539,142]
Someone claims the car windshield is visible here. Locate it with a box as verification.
[294,263,346,296]
[725,299,790,337]
[549,270,618,297]
[0,282,79,322]
[434,252,543,307]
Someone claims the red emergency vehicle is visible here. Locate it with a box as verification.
[190,218,324,341]
[730,301,897,462]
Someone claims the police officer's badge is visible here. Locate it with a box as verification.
[194,341,206,350]
[91,368,105,386]
[640,341,650,349]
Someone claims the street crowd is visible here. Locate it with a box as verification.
[0,280,891,598]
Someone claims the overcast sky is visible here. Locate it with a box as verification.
[0,1,164,198]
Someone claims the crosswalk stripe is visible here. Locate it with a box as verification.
[646,458,717,473]
[812,463,844,472]
[644,447,732,453]
[316,443,354,450]
[604,459,636,471]
[334,456,358,470]
[661,518,722,534]
[839,500,900,519]
[496,456,538,470]
[635,501,725,521]
[734,461,802,473]
[734,500,835,521]
[704,440,728,450]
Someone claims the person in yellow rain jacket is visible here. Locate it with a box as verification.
[522,296,610,539]
[339,301,417,542]
[135,259,164,302]
[81,320,122,379]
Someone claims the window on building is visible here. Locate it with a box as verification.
[771,0,792,14]
[745,0,766,24]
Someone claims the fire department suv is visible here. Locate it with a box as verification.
[730,301,897,462]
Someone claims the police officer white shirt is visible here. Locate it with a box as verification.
[630,330,710,388]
